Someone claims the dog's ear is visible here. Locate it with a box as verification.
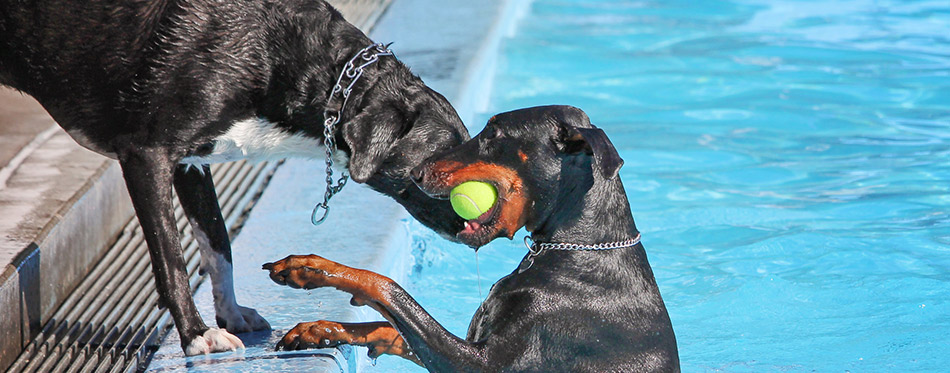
[341,111,403,183]
[561,126,624,180]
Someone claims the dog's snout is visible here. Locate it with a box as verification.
[410,166,425,185]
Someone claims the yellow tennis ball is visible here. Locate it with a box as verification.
[450,181,497,220]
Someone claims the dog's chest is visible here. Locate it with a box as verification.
[65,128,119,158]
[181,117,345,166]
[466,277,530,341]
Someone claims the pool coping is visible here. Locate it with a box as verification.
[0,126,136,371]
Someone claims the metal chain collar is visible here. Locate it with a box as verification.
[519,233,642,272]
[311,42,394,225]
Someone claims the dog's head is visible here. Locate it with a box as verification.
[410,105,623,248]
[339,84,470,238]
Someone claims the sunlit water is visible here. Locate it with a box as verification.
[369,0,950,371]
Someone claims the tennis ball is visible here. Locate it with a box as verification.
[450,181,497,220]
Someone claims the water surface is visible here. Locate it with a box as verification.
[372,0,950,371]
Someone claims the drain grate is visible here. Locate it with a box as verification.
[6,160,280,373]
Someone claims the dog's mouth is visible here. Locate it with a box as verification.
[414,161,526,249]
[394,183,468,241]
[457,187,503,246]
[421,180,506,248]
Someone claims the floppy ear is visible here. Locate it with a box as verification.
[340,110,403,183]
[561,126,624,180]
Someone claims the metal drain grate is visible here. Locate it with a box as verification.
[6,160,280,373]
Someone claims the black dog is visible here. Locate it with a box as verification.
[0,0,467,354]
[264,105,679,371]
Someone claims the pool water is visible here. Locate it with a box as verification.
[370,0,950,371]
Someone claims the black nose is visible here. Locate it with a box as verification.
[410,166,425,184]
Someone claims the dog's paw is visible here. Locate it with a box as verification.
[275,320,348,351]
[215,304,271,333]
[262,254,339,289]
[184,328,245,356]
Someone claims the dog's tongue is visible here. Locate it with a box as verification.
[462,220,481,234]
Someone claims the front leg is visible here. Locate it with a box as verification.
[264,255,489,371]
[118,149,243,355]
[263,255,386,305]
[174,164,270,333]
[276,321,422,366]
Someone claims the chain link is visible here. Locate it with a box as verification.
[312,42,394,225]
[535,234,641,252]
[519,233,642,272]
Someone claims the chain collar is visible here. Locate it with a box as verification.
[311,42,394,225]
[519,233,642,273]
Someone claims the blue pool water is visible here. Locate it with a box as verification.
[371,0,950,371]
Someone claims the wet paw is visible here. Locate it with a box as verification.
[263,254,339,289]
[184,328,245,356]
[275,320,348,351]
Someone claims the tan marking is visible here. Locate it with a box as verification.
[267,256,422,365]
[517,149,528,163]
[427,161,529,238]
[281,320,422,366]
[266,255,395,307]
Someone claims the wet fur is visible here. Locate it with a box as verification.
[0,0,467,354]
[269,106,679,371]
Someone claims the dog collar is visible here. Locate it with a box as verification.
[312,42,394,225]
[519,233,642,273]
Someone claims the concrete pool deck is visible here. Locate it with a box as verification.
[0,86,137,370]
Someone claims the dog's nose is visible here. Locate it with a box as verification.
[410,166,425,184]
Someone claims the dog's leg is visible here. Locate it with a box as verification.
[118,149,243,355]
[174,165,271,333]
[276,320,422,365]
[264,255,487,370]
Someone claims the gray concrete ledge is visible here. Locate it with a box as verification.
[0,129,133,370]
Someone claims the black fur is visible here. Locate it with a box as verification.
[407,105,680,371]
[1,0,468,354]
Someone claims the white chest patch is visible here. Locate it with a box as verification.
[181,117,347,167]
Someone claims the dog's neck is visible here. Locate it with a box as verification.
[325,44,399,112]
[530,177,638,246]
[292,44,399,137]
[258,8,411,141]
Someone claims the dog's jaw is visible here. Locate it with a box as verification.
[413,160,528,248]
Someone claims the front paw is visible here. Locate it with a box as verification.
[263,254,339,289]
[216,304,272,333]
[184,328,245,356]
[275,320,348,351]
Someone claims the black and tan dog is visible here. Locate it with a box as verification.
[265,105,679,372]
[0,0,468,354]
